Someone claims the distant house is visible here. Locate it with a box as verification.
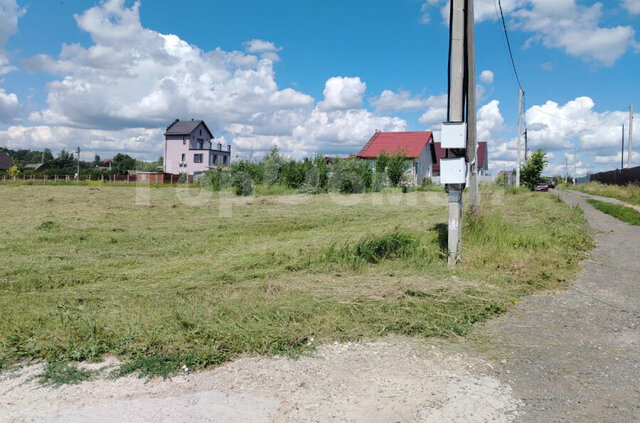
[356,131,436,185]
[25,163,49,172]
[431,141,488,176]
[0,152,10,170]
[163,119,231,176]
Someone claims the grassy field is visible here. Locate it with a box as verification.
[0,185,593,378]
[587,199,640,225]
[569,182,640,206]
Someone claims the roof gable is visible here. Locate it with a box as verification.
[164,120,214,138]
[356,131,434,159]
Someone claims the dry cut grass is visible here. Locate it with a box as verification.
[0,185,593,378]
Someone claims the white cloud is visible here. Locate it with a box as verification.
[622,0,640,14]
[418,94,448,127]
[317,76,366,112]
[0,0,24,74]
[370,89,434,113]
[479,70,494,85]
[242,39,282,53]
[9,0,410,159]
[424,0,638,66]
[477,100,504,141]
[0,88,19,122]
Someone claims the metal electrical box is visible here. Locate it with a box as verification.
[441,122,467,149]
[440,157,467,184]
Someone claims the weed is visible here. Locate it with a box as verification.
[39,362,95,386]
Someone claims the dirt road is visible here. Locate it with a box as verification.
[476,189,640,421]
[1,189,638,422]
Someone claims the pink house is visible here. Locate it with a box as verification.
[163,119,231,175]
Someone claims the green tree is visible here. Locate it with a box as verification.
[93,154,101,166]
[521,148,548,190]
[375,151,390,173]
[386,152,409,186]
[262,145,285,185]
[111,153,136,175]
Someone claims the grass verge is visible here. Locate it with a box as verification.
[587,199,640,225]
[0,185,593,379]
[571,182,640,206]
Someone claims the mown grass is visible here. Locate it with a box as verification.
[571,181,640,206]
[0,185,593,379]
[587,199,640,225]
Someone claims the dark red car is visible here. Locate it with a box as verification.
[534,182,549,192]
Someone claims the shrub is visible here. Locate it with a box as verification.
[521,149,548,190]
[375,151,390,173]
[328,158,372,194]
[386,152,409,186]
[231,171,253,196]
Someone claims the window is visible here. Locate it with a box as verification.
[183,137,186,145]
[194,154,203,163]
[197,139,204,149]
[212,154,217,165]
[223,155,228,165]
[181,153,186,162]
[199,129,202,136]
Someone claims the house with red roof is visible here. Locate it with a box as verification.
[356,131,436,185]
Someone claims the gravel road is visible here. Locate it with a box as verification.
[1,189,638,422]
[476,189,640,421]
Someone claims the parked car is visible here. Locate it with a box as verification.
[547,179,556,189]
[534,182,549,192]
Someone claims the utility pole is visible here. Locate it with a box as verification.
[515,89,523,188]
[565,157,568,183]
[574,148,577,181]
[444,0,466,265]
[77,146,80,182]
[466,0,479,213]
[629,104,633,168]
[524,129,528,161]
[621,125,624,169]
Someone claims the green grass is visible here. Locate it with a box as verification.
[571,182,640,206]
[587,199,640,225]
[39,361,96,386]
[0,185,593,379]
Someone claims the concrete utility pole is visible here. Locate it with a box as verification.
[621,125,625,169]
[565,157,568,183]
[466,0,479,213]
[629,104,633,168]
[515,88,523,188]
[445,0,466,265]
[77,146,80,182]
[574,148,577,180]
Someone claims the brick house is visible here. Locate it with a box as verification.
[163,119,231,175]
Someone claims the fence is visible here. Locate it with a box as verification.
[0,173,194,184]
[587,166,640,186]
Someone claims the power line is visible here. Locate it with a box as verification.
[495,0,524,92]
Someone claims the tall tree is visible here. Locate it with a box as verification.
[521,149,548,190]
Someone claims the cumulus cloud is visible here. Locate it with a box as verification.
[317,76,366,112]
[418,94,448,127]
[370,89,435,113]
[0,88,19,122]
[479,70,494,85]
[423,0,637,66]
[622,0,640,14]
[242,39,282,53]
[477,100,504,141]
[8,0,409,159]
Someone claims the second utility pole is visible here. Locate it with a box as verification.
[515,88,523,188]
[629,104,633,168]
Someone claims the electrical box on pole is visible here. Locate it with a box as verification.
[441,122,467,149]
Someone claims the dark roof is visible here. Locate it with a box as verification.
[357,131,434,159]
[0,151,10,170]
[432,141,487,172]
[25,163,49,171]
[164,119,214,138]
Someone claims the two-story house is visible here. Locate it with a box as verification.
[163,119,231,175]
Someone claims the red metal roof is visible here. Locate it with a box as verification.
[432,141,487,171]
[356,131,434,159]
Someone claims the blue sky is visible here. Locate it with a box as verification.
[0,0,638,175]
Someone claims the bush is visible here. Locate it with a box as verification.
[328,158,372,194]
[231,171,253,196]
[386,152,409,186]
[521,149,548,190]
[199,168,227,191]
[375,151,390,173]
